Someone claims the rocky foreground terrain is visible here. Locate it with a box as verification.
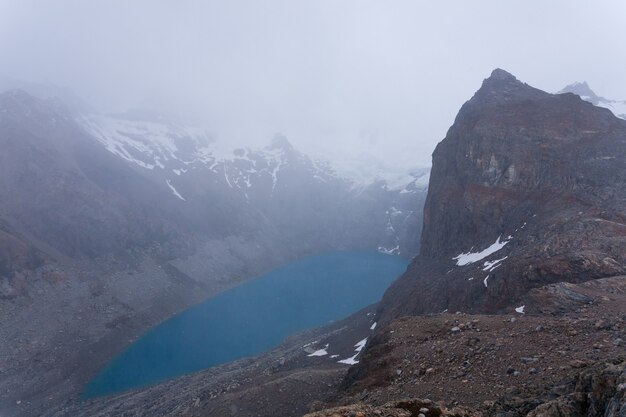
[314,277,625,417]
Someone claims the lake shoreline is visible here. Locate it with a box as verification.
[50,300,382,416]
[82,251,407,398]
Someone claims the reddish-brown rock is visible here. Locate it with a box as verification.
[380,69,626,320]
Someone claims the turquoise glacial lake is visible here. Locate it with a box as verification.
[83,251,408,398]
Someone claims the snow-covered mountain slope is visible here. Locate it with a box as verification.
[0,79,429,260]
[79,113,428,198]
[77,112,429,256]
[79,114,213,170]
[559,81,626,119]
[306,148,430,193]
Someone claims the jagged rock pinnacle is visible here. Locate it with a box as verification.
[488,68,518,82]
[379,68,626,321]
[461,68,545,107]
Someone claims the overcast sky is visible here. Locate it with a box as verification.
[1,0,625,168]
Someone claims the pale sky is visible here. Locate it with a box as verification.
[1,0,625,168]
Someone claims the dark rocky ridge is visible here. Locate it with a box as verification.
[379,69,626,320]
[315,69,626,417]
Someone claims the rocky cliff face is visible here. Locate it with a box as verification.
[321,69,626,417]
[379,69,626,320]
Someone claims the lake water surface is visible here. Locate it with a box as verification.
[83,251,408,397]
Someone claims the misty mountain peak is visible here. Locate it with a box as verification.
[559,82,626,119]
[559,81,601,104]
[268,133,294,152]
[0,88,37,107]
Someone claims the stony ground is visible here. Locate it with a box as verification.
[305,360,626,417]
[311,276,626,417]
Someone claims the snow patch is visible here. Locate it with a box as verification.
[453,235,511,266]
[483,275,490,288]
[370,322,377,330]
[515,305,525,314]
[483,256,508,272]
[302,340,318,348]
[338,355,359,365]
[378,245,400,255]
[354,338,367,352]
[307,344,329,357]
[338,337,368,365]
[166,180,186,201]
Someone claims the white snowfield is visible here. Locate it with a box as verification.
[453,235,511,266]
[80,115,212,169]
[338,337,368,365]
[592,99,626,120]
[515,305,525,314]
[305,148,431,192]
[307,343,329,357]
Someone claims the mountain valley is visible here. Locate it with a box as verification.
[0,87,427,417]
[31,69,626,417]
